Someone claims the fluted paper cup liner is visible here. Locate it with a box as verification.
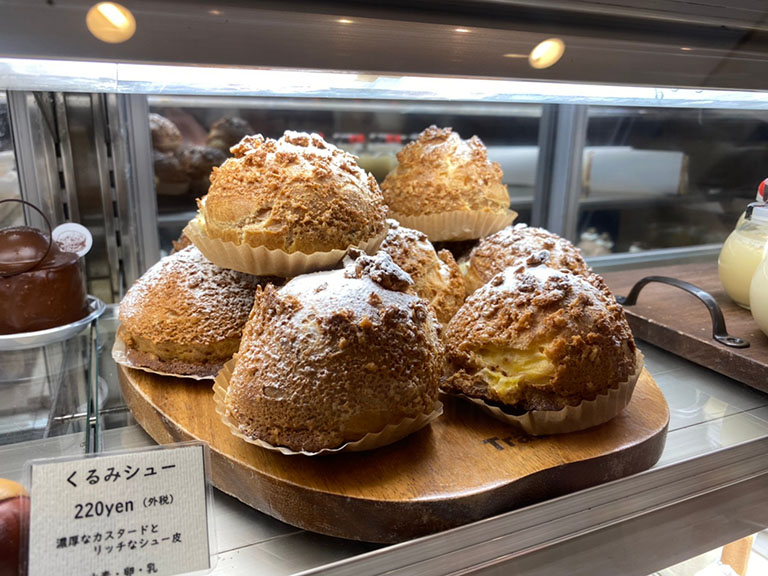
[459,351,644,436]
[390,209,517,242]
[184,216,386,277]
[213,359,443,456]
[111,334,218,381]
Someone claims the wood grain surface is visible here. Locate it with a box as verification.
[118,365,668,543]
[602,262,768,394]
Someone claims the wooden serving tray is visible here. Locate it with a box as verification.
[602,262,768,394]
[118,365,668,543]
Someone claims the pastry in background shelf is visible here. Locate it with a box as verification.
[442,260,641,435]
[170,231,193,253]
[149,113,182,153]
[185,131,387,277]
[177,145,228,196]
[380,220,465,326]
[222,250,443,453]
[463,223,593,294]
[381,126,516,241]
[206,116,255,154]
[152,150,191,196]
[116,245,268,378]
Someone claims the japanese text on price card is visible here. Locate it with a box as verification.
[27,443,211,576]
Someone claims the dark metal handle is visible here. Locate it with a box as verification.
[616,275,749,349]
[0,198,53,277]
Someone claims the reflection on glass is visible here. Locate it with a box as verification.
[147,96,542,254]
[0,93,22,228]
[529,38,565,69]
[86,2,137,44]
[0,332,93,444]
[576,106,768,255]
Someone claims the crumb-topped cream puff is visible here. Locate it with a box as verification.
[463,223,593,294]
[117,246,267,378]
[186,131,387,276]
[380,220,465,326]
[443,263,638,425]
[223,250,443,452]
[381,126,516,241]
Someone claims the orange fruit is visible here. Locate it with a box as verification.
[0,479,27,501]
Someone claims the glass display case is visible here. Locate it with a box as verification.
[1,1,767,575]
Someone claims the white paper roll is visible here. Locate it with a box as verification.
[485,145,686,197]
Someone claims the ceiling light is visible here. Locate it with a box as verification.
[503,53,527,59]
[455,28,471,33]
[529,38,565,69]
[337,18,354,24]
[86,2,136,44]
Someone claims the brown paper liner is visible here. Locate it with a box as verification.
[458,351,644,436]
[184,216,386,277]
[111,334,217,381]
[213,359,443,456]
[390,209,517,242]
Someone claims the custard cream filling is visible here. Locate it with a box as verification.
[478,347,555,404]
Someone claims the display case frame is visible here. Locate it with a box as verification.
[1,2,768,574]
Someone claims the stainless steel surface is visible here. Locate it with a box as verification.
[53,92,80,222]
[7,91,64,229]
[59,92,117,301]
[442,473,767,576]
[588,244,723,272]
[656,367,767,432]
[214,532,377,576]
[108,94,160,286]
[657,408,768,468]
[90,93,122,301]
[147,95,544,117]
[4,57,768,110]
[544,104,588,241]
[0,296,105,351]
[294,441,768,575]
[531,104,556,227]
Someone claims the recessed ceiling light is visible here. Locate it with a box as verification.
[337,18,354,24]
[681,47,693,51]
[529,38,565,69]
[86,2,136,44]
[209,9,222,16]
[455,28,471,33]
[503,53,527,59]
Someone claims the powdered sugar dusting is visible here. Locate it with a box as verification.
[281,256,419,324]
[120,246,265,344]
[466,224,592,291]
[481,264,600,307]
[380,220,466,324]
[485,224,587,269]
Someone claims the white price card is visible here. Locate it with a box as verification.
[26,443,213,576]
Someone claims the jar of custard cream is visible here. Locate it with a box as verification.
[751,252,768,336]
[718,203,768,309]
